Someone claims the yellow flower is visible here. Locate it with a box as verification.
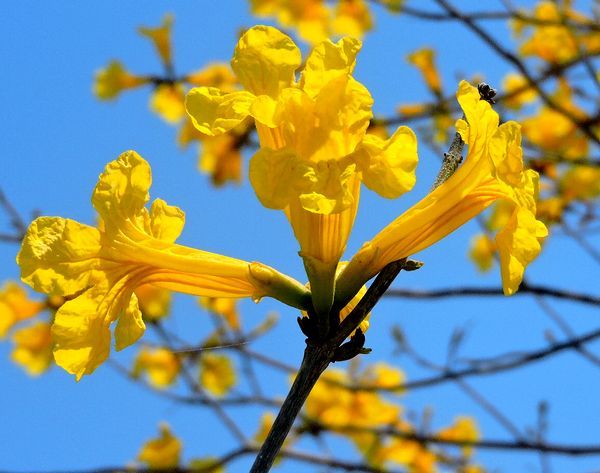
[198,131,245,186]
[249,0,331,44]
[17,151,310,380]
[382,432,437,473]
[139,14,174,67]
[516,2,600,64]
[0,282,44,338]
[199,353,236,397]
[361,362,406,393]
[536,196,565,224]
[93,61,148,100]
[436,416,480,457]
[305,369,399,429]
[150,84,186,124]
[469,234,496,272]
[186,63,238,92]
[188,458,224,473]
[521,80,589,159]
[332,0,373,39]
[560,165,600,201]
[407,48,442,95]
[199,297,241,331]
[11,321,53,376]
[186,25,418,314]
[134,283,171,321]
[337,81,548,303]
[254,412,276,444]
[502,73,536,109]
[138,423,181,469]
[397,103,427,116]
[133,347,180,388]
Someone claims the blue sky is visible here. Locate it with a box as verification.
[1,1,599,472]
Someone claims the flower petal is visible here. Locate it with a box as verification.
[358,126,418,199]
[299,159,358,214]
[249,147,315,210]
[52,286,111,380]
[92,150,152,231]
[18,217,102,296]
[150,198,185,243]
[185,87,254,135]
[497,207,547,295]
[300,37,362,98]
[231,25,301,97]
[114,292,145,351]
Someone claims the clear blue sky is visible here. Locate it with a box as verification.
[1,1,599,472]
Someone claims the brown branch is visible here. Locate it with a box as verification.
[344,326,600,393]
[385,283,600,306]
[322,424,600,456]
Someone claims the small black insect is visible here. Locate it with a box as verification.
[478,82,497,104]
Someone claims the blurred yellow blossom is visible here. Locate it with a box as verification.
[407,47,442,95]
[133,347,180,388]
[305,369,400,430]
[199,353,237,397]
[502,73,536,109]
[560,166,600,201]
[469,234,497,272]
[521,80,589,160]
[93,61,148,100]
[436,416,480,457]
[134,284,172,321]
[515,1,600,64]
[188,458,224,473]
[139,14,174,67]
[150,84,187,124]
[332,0,373,38]
[0,282,44,339]
[187,63,238,91]
[199,297,241,331]
[254,412,276,444]
[138,423,182,469]
[11,322,53,376]
[536,196,565,224]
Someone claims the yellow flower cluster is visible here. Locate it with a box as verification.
[0,282,52,376]
[94,15,248,186]
[513,1,600,64]
[304,364,483,472]
[249,0,404,44]
[19,25,546,380]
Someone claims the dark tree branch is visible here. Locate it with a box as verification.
[385,283,600,306]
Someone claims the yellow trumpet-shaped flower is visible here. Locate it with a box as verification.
[93,60,148,101]
[17,151,309,380]
[186,25,418,314]
[139,14,174,67]
[337,81,547,304]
